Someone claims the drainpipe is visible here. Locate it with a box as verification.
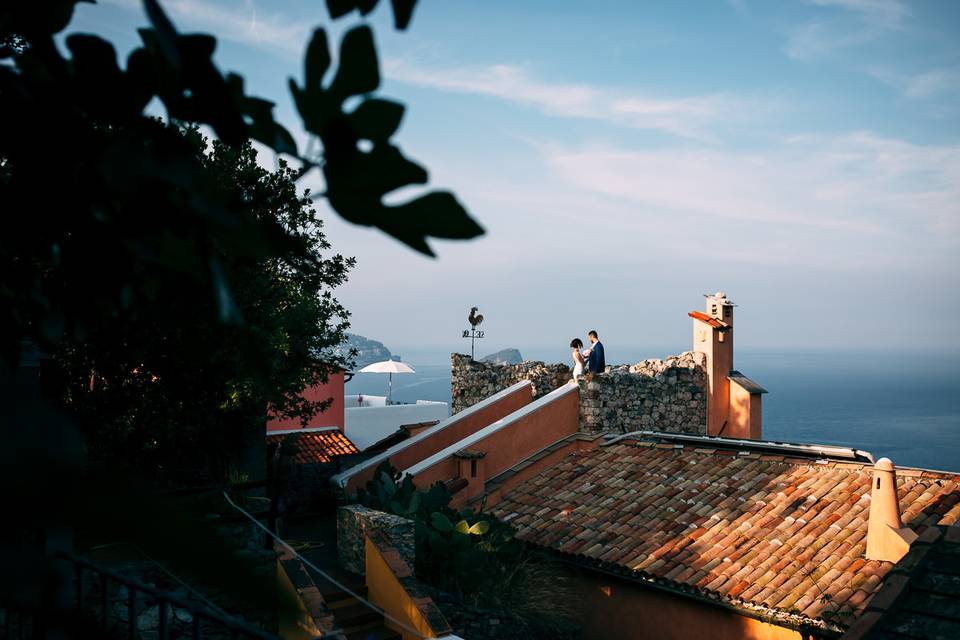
[866,458,918,563]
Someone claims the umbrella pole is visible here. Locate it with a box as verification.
[388,372,393,404]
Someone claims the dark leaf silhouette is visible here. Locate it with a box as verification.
[327,0,383,20]
[330,25,381,99]
[304,26,332,90]
[291,25,483,254]
[391,191,484,240]
[326,0,419,30]
[350,98,405,141]
[390,0,418,30]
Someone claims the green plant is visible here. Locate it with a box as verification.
[355,461,578,634]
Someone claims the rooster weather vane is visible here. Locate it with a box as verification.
[463,307,485,359]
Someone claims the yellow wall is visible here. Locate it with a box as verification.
[364,537,439,640]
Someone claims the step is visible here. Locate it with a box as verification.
[345,625,402,640]
[322,584,369,608]
[333,602,383,631]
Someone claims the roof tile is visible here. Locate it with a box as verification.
[266,428,358,465]
[492,441,960,629]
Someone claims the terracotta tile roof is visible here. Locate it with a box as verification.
[492,437,960,633]
[267,427,359,465]
[688,310,728,329]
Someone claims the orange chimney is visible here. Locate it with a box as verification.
[865,458,918,563]
[690,292,734,436]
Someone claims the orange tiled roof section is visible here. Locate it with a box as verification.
[493,440,960,631]
[267,428,359,465]
[688,310,727,328]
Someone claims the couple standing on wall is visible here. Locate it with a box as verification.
[570,330,605,381]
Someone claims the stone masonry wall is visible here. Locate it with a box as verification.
[451,353,570,414]
[578,351,707,434]
[337,505,415,576]
[451,351,707,435]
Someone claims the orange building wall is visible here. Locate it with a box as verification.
[266,371,345,432]
[344,383,533,493]
[482,435,602,509]
[727,381,762,440]
[699,326,732,436]
[411,387,580,504]
[572,569,809,640]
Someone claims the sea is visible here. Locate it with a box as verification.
[345,348,960,473]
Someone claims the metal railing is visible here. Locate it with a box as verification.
[56,550,284,640]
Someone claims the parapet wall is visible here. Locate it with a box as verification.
[451,351,707,435]
[451,353,570,414]
[579,351,707,434]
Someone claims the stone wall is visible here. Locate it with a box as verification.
[578,351,707,434]
[450,351,708,435]
[337,505,415,575]
[451,353,570,414]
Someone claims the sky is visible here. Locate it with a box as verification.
[67,0,960,358]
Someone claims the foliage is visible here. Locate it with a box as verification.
[357,463,579,634]
[48,127,354,482]
[0,0,483,367]
[0,0,483,633]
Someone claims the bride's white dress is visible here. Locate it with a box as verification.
[572,350,584,380]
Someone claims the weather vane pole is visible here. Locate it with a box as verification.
[463,306,485,360]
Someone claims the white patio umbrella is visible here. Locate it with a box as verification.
[357,359,416,404]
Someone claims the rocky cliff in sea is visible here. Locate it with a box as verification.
[340,333,393,369]
[480,348,523,365]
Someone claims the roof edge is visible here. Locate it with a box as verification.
[603,430,876,464]
[266,425,342,437]
[404,381,579,477]
[331,379,534,488]
[728,370,768,394]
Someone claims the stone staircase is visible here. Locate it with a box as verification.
[319,570,401,640]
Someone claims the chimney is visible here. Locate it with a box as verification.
[866,458,918,563]
[455,449,487,500]
[690,292,735,436]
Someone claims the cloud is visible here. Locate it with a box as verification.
[870,66,960,99]
[385,60,751,140]
[542,132,960,248]
[805,0,909,29]
[786,0,909,60]
[104,0,308,58]
[106,1,752,141]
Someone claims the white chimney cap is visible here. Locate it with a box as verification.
[875,457,895,471]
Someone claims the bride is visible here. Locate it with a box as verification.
[570,338,587,381]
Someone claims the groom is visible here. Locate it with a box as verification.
[584,330,606,374]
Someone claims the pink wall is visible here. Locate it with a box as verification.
[409,385,580,505]
[266,371,345,433]
[342,382,533,494]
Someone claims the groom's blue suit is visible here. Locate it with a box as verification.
[587,341,606,373]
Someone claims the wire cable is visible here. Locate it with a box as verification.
[222,491,431,640]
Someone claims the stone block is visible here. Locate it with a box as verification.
[337,505,415,575]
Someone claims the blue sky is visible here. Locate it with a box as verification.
[68,1,960,357]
